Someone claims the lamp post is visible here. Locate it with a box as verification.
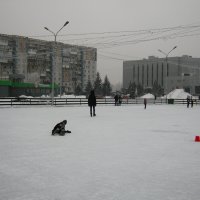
[44,21,69,105]
[158,46,177,62]
[158,46,177,95]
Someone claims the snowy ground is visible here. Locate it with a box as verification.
[0,104,200,200]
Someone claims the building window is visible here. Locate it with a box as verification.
[142,65,144,86]
[157,63,159,82]
[133,65,135,82]
[162,63,164,86]
[147,64,149,86]
[167,63,169,77]
[152,64,153,86]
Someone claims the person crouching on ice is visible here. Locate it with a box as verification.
[52,120,71,136]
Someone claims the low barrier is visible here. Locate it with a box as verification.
[0,97,199,107]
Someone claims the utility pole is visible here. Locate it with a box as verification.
[44,21,69,105]
[158,46,177,95]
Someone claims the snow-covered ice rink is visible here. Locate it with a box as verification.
[0,104,200,200]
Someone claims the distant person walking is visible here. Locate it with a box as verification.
[144,98,147,109]
[88,90,96,117]
[187,96,190,108]
[191,97,193,108]
[114,94,119,106]
[119,95,122,105]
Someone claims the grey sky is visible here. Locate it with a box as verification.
[1,0,200,85]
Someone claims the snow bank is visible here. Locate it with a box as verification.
[140,93,155,99]
[164,89,192,99]
[59,95,86,98]
[19,95,33,98]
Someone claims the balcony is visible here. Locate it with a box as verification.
[40,73,46,77]
[70,51,77,55]
[28,49,37,55]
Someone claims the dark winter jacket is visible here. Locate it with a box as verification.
[114,95,119,102]
[52,120,66,135]
[88,90,96,106]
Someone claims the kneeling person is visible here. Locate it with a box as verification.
[52,120,71,136]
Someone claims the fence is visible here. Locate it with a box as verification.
[0,97,199,107]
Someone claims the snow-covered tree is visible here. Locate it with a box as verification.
[94,72,102,95]
[102,75,112,96]
[85,80,93,95]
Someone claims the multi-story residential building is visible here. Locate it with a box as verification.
[0,33,97,96]
[62,46,97,94]
[123,55,200,95]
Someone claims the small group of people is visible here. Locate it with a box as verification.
[52,91,196,136]
[52,90,97,136]
[114,94,122,106]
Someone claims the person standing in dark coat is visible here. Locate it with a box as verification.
[144,98,147,109]
[191,97,193,108]
[187,96,190,108]
[88,90,96,117]
[114,94,119,106]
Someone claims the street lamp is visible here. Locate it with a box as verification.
[44,21,69,105]
[158,46,177,95]
[158,46,177,62]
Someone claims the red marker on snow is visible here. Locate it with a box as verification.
[195,136,200,142]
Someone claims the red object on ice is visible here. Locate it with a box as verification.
[195,136,200,142]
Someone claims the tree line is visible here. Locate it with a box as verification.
[75,72,112,96]
[75,72,164,98]
[122,81,164,98]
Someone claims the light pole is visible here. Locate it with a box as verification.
[158,46,177,95]
[44,21,69,105]
[158,46,177,62]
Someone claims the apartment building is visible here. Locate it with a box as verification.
[62,46,97,93]
[0,33,97,96]
[123,56,200,95]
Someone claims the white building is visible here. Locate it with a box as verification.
[123,55,200,95]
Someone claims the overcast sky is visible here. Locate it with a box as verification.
[1,0,200,85]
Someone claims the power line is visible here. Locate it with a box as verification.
[2,23,200,64]
[30,23,200,38]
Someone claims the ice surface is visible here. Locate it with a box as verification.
[0,104,200,200]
